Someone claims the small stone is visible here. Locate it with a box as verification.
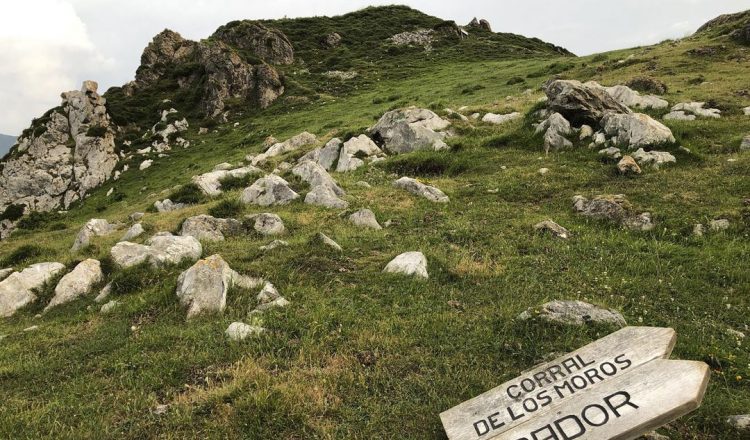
[482,112,521,125]
[538,168,550,175]
[129,212,145,221]
[579,125,594,140]
[259,240,289,251]
[247,213,285,236]
[631,148,676,169]
[383,251,428,279]
[741,135,750,151]
[152,404,169,415]
[349,209,382,230]
[355,181,371,188]
[393,177,449,203]
[100,300,119,314]
[314,233,342,251]
[617,156,642,175]
[94,282,112,303]
[139,160,153,171]
[693,224,705,237]
[534,220,571,239]
[519,300,626,327]
[120,223,145,241]
[726,414,750,431]
[599,147,622,160]
[225,322,265,341]
[709,219,730,231]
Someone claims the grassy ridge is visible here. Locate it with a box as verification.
[0,9,749,440]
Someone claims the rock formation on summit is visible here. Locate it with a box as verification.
[129,29,286,119]
[0,81,118,238]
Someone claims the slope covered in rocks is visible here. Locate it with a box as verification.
[0,6,749,439]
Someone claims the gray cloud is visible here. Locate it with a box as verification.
[1,0,747,134]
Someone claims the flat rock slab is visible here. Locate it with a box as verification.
[111,232,202,268]
[519,300,626,327]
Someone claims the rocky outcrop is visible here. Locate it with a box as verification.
[544,80,630,126]
[133,29,285,119]
[0,82,118,238]
[323,33,342,48]
[0,262,66,317]
[468,18,492,32]
[212,21,294,65]
[299,138,341,171]
[369,107,450,154]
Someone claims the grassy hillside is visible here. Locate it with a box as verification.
[0,6,749,440]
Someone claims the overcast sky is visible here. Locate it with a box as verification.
[1,0,747,135]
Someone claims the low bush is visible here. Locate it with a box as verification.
[168,183,206,205]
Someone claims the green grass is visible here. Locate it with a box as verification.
[0,7,749,440]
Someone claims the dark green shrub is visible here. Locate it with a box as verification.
[86,125,108,137]
[380,152,469,177]
[168,183,205,205]
[218,174,254,192]
[16,211,64,231]
[208,199,244,218]
[0,245,48,267]
[0,204,25,222]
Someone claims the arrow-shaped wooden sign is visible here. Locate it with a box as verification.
[490,359,709,440]
[440,327,679,440]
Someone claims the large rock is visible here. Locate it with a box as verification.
[240,175,299,206]
[212,21,294,65]
[251,132,316,165]
[0,82,119,238]
[134,30,284,118]
[544,80,630,126]
[176,254,237,319]
[535,112,573,152]
[44,259,103,311]
[0,262,66,317]
[369,107,450,154]
[383,251,429,279]
[71,218,120,251]
[519,300,626,327]
[299,138,341,171]
[305,185,348,209]
[601,113,675,149]
[336,135,383,172]
[111,232,202,268]
[292,161,344,196]
[393,177,449,203]
[604,85,668,110]
[180,214,243,241]
[192,166,261,196]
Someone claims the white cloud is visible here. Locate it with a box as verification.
[1,0,748,134]
[0,0,114,134]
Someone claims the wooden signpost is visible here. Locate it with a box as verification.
[440,327,709,440]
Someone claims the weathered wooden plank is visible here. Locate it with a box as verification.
[490,359,709,440]
[440,327,676,440]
